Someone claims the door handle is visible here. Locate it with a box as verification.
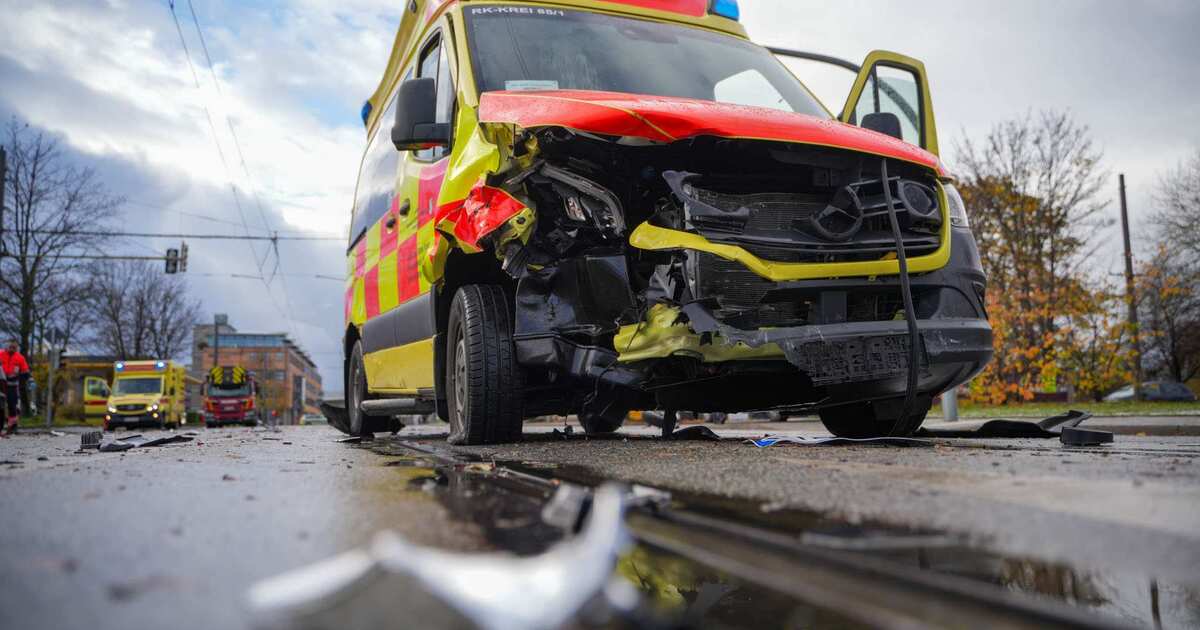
[398,200,411,216]
[385,215,397,230]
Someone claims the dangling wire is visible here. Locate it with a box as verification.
[879,158,921,435]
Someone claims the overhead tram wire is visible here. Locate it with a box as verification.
[183,0,301,339]
[28,229,340,241]
[184,0,279,262]
[165,0,269,275]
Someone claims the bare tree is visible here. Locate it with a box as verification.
[1151,150,1200,264]
[33,275,94,353]
[1,119,120,354]
[88,261,200,360]
[1138,247,1200,383]
[956,111,1109,295]
[146,274,201,358]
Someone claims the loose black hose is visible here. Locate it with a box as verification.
[880,158,921,435]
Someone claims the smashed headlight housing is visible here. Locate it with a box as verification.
[942,182,969,229]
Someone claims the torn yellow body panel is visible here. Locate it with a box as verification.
[613,303,783,363]
[418,107,531,285]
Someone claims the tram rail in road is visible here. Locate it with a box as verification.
[369,438,1136,630]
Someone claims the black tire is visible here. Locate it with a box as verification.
[579,410,626,435]
[347,340,387,437]
[819,401,927,438]
[445,284,522,445]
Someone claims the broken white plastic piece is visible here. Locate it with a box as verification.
[248,484,631,630]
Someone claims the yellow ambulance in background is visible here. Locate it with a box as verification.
[104,360,187,430]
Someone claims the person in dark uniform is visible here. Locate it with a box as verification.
[0,341,30,435]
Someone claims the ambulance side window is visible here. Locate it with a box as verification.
[349,94,401,248]
[87,379,107,397]
[415,33,454,161]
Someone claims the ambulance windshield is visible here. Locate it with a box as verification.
[464,5,827,118]
[114,377,163,396]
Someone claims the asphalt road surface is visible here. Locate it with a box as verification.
[1,416,1198,629]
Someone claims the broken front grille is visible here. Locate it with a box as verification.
[689,253,811,329]
[676,174,942,264]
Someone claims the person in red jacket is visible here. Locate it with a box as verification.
[0,341,30,435]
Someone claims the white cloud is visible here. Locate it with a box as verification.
[0,0,402,390]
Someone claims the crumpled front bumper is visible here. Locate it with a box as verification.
[615,300,992,391]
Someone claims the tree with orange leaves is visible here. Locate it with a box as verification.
[955,111,1115,403]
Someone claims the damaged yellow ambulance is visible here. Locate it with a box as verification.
[341,0,992,444]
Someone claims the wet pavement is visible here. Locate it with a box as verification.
[0,417,1198,629]
[0,427,500,630]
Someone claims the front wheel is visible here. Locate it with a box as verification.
[819,401,928,438]
[445,284,523,445]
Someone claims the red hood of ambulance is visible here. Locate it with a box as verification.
[478,90,943,174]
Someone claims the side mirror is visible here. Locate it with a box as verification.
[392,77,450,151]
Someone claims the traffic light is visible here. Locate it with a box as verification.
[165,248,179,274]
[179,241,188,273]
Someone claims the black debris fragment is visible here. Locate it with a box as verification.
[97,432,198,452]
[1061,426,1114,447]
[319,400,350,434]
[669,425,721,441]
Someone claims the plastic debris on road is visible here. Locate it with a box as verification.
[916,409,1093,439]
[96,431,198,452]
[80,431,102,450]
[748,435,934,448]
[670,425,722,441]
[248,484,632,630]
[1061,426,1114,446]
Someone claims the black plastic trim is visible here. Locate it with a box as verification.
[361,293,436,354]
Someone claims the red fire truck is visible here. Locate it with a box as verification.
[202,366,259,427]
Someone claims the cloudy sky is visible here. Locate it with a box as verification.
[2,0,1197,395]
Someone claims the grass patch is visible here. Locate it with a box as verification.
[933,400,1200,419]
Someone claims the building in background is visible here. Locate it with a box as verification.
[191,318,322,425]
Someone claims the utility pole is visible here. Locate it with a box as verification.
[44,330,61,429]
[1119,174,1143,401]
[1,145,7,259]
[213,315,220,369]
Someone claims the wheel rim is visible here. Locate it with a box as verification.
[453,335,468,424]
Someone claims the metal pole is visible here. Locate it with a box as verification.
[1,145,7,259]
[213,314,220,368]
[44,348,58,429]
[1118,174,1143,401]
[941,389,959,422]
